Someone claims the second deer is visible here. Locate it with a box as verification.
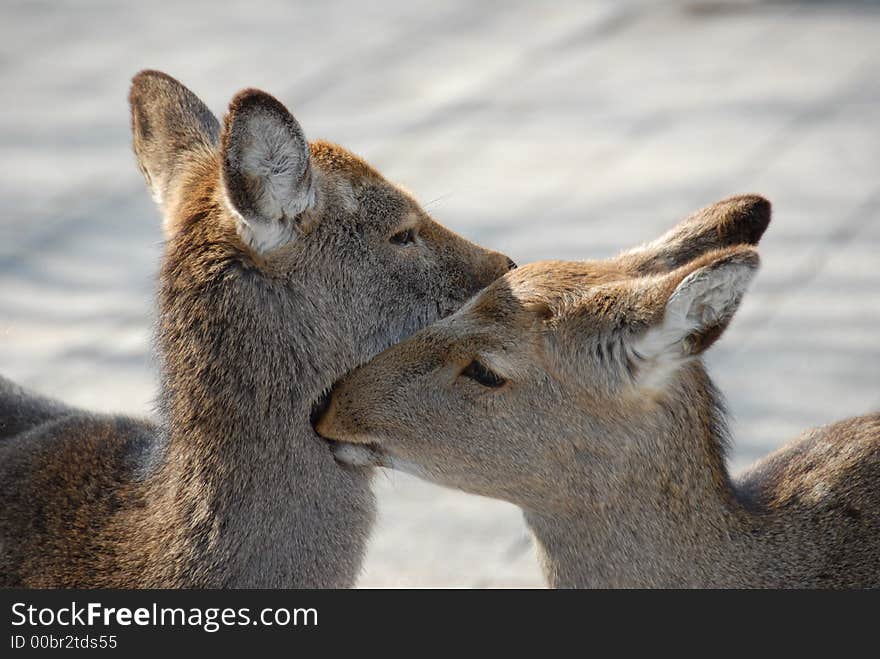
[317,197,880,588]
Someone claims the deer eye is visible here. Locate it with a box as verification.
[461,360,506,388]
[389,228,416,246]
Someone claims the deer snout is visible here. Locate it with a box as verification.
[313,387,343,440]
[474,250,517,294]
[313,380,372,445]
[493,252,517,277]
[315,381,390,468]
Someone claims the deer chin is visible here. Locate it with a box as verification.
[329,441,388,468]
[329,440,430,479]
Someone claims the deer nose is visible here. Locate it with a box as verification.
[506,257,517,271]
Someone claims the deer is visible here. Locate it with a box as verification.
[317,196,880,588]
[0,70,516,588]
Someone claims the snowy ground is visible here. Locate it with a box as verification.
[2,0,879,586]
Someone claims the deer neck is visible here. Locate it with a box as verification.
[131,233,373,587]
[525,367,763,588]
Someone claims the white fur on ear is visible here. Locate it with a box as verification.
[633,257,757,389]
[222,91,316,253]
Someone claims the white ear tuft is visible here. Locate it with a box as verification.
[664,260,754,343]
[221,89,315,253]
[633,250,759,388]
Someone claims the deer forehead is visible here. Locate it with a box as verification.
[308,141,419,222]
[309,140,383,181]
[466,260,631,324]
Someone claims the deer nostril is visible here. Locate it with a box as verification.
[505,257,517,271]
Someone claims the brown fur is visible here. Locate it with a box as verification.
[0,71,513,588]
[318,198,880,588]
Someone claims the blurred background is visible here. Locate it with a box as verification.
[1,0,878,586]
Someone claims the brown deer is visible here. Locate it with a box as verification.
[317,197,880,588]
[0,70,515,588]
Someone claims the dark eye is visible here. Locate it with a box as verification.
[461,360,506,388]
[389,228,416,246]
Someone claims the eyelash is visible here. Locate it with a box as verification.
[461,360,506,388]
[389,228,416,246]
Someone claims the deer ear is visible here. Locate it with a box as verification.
[129,70,220,211]
[618,195,770,275]
[220,89,315,254]
[632,246,759,385]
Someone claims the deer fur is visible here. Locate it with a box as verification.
[0,70,514,588]
[317,196,880,588]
